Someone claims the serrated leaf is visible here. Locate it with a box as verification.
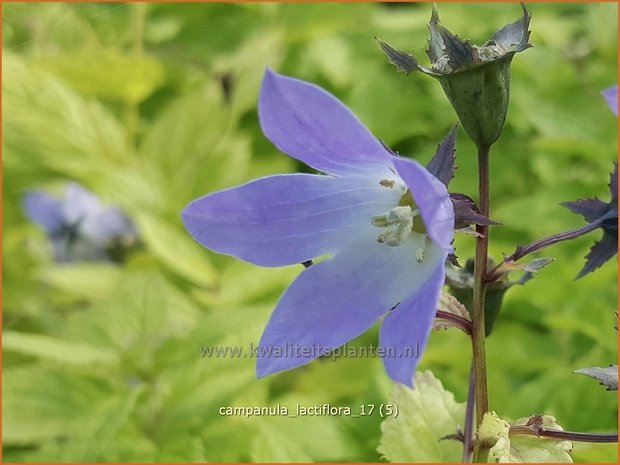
[433,15,475,71]
[426,125,458,187]
[3,52,128,177]
[434,292,471,333]
[3,331,118,366]
[378,371,465,462]
[61,272,181,370]
[575,365,618,391]
[479,411,512,461]
[563,197,609,223]
[451,193,502,229]
[578,233,617,279]
[136,213,218,287]
[376,38,422,74]
[479,412,573,463]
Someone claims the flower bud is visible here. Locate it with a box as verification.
[378,3,532,149]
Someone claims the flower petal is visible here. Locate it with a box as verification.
[393,157,454,251]
[182,173,400,267]
[379,263,445,387]
[256,236,446,377]
[80,208,136,243]
[259,69,393,177]
[602,86,618,116]
[23,191,64,234]
[62,183,103,225]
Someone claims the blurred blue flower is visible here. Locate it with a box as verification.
[23,183,137,262]
[602,85,618,115]
[183,70,454,386]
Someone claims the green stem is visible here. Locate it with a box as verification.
[472,144,491,462]
[463,363,475,462]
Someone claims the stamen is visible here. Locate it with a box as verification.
[371,206,416,247]
[416,248,425,263]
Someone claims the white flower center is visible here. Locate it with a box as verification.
[371,205,421,247]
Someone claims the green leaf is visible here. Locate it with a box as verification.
[3,331,118,366]
[3,52,128,178]
[38,263,122,301]
[572,442,618,463]
[212,31,284,120]
[48,388,142,462]
[301,36,353,88]
[434,291,471,333]
[198,260,296,306]
[2,366,117,445]
[37,49,165,104]
[479,412,573,463]
[139,82,230,179]
[138,82,253,207]
[201,420,256,462]
[251,422,312,462]
[378,371,465,462]
[249,397,360,462]
[510,415,574,463]
[62,272,185,364]
[136,213,218,287]
[478,411,512,461]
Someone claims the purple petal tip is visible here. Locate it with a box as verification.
[602,85,618,116]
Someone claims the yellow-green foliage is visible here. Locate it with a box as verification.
[3,2,617,462]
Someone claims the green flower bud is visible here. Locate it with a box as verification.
[378,3,532,149]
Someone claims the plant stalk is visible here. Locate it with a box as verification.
[472,144,491,462]
[462,363,475,462]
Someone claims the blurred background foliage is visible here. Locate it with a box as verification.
[2,2,618,462]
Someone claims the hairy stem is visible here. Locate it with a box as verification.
[472,144,491,462]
